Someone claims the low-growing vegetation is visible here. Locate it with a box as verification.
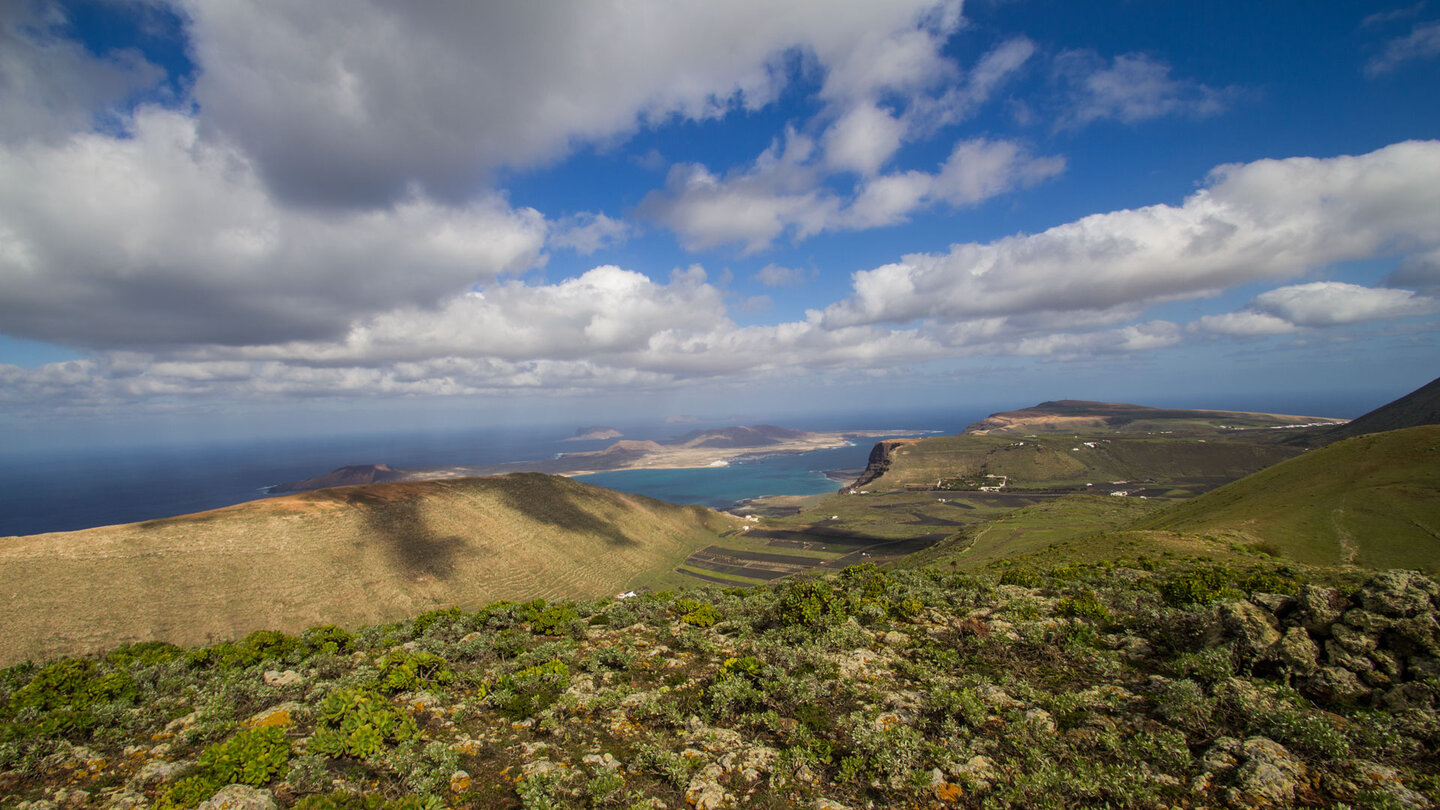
[2,557,1438,809]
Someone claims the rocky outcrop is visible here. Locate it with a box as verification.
[848,439,920,489]
[1210,571,1440,709]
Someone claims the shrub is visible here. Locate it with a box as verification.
[302,624,354,656]
[998,566,1045,588]
[308,687,418,761]
[891,597,925,622]
[530,604,580,636]
[680,602,721,628]
[105,641,185,670]
[375,650,454,694]
[1158,566,1229,606]
[293,794,444,810]
[188,630,303,671]
[1058,590,1112,624]
[778,580,848,630]
[199,725,290,785]
[492,659,570,720]
[6,658,138,738]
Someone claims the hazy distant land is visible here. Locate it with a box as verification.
[270,424,903,494]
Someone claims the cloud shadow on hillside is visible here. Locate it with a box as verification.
[358,497,468,580]
[494,479,639,547]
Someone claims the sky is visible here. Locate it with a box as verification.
[1,0,1439,446]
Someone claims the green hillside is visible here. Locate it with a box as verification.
[866,433,1300,495]
[1139,426,1440,571]
[0,473,736,666]
[1317,375,1440,443]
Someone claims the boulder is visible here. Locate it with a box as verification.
[1250,592,1297,618]
[1294,585,1346,635]
[1342,609,1392,635]
[1217,600,1281,661]
[196,785,277,810]
[1234,737,1304,806]
[1358,571,1439,618]
[1273,627,1320,676]
[1380,682,1437,711]
[1304,666,1371,703]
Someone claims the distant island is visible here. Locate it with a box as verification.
[266,463,406,494]
[270,425,903,494]
[563,425,623,441]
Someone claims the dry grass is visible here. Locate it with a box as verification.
[0,473,737,665]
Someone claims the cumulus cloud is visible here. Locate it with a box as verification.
[178,0,954,207]
[643,134,1062,251]
[1365,20,1440,76]
[0,2,166,143]
[1194,282,1440,336]
[824,140,1440,328]
[0,108,546,348]
[549,212,630,255]
[1055,51,1229,129]
[823,100,908,176]
[1250,282,1440,326]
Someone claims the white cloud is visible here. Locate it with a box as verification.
[0,3,166,143]
[1365,20,1440,76]
[1194,281,1440,336]
[1250,282,1440,326]
[824,141,1440,328]
[755,264,812,287]
[549,212,630,255]
[1056,51,1228,129]
[930,138,1066,206]
[643,135,1063,250]
[0,108,547,347]
[823,100,907,176]
[1191,311,1298,337]
[178,0,954,207]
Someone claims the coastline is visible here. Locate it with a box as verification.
[395,430,906,481]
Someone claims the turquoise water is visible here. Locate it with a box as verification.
[573,437,919,509]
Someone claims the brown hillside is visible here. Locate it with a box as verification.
[0,473,735,666]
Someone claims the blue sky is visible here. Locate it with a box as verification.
[1,0,1438,444]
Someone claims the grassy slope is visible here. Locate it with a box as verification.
[869,434,1300,492]
[1138,425,1440,572]
[0,473,735,666]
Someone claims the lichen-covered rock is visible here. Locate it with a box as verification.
[1274,627,1320,676]
[1359,571,1440,618]
[1342,609,1392,635]
[261,670,303,688]
[685,762,732,809]
[1385,613,1440,658]
[1295,585,1346,634]
[1217,600,1282,660]
[1353,761,1433,809]
[1380,681,1437,711]
[1234,737,1304,806]
[1329,622,1377,655]
[1304,666,1371,703]
[243,702,301,729]
[1325,639,1375,674]
[196,785,277,810]
[126,758,185,789]
[1250,592,1297,618]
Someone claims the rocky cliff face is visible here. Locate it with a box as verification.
[848,438,920,488]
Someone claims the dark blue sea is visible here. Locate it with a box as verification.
[0,409,977,537]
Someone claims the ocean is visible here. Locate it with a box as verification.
[0,409,976,537]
